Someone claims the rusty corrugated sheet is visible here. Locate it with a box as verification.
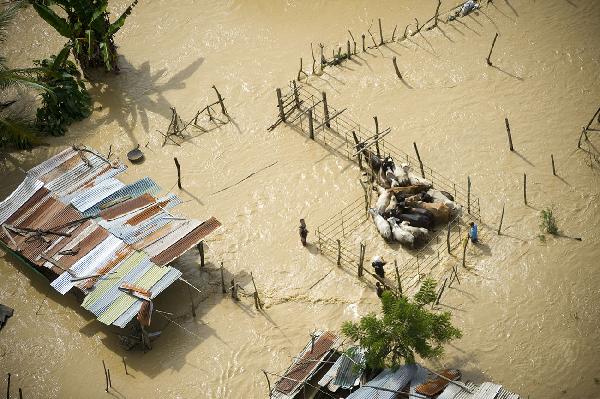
[100,193,155,220]
[150,217,221,266]
[274,331,337,395]
[55,226,109,270]
[38,154,81,184]
[3,187,50,226]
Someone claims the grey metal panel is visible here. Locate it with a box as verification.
[112,267,182,328]
[0,177,44,225]
[347,365,417,399]
[332,347,365,389]
[44,155,107,195]
[70,178,125,212]
[50,235,124,294]
[473,382,502,399]
[82,177,161,217]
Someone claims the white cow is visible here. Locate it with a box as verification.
[369,208,392,240]
[387,217,415,247]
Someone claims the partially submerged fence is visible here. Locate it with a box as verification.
[270,82,482,294]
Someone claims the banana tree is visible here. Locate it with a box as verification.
[30,0,139,73]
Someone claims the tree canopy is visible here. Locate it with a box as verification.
[341,278,462,370]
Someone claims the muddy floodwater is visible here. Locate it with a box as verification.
[1,0,600,398]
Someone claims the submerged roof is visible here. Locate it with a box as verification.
[0,146,221,328]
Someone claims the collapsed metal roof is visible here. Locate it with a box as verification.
[0,146,221,328]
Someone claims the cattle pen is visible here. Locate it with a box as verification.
[270,82,482,295]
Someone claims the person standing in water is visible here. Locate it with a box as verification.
[468,221,478,244]
[372,256,386,278]
[299,219,308,246]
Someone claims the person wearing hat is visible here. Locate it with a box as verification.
[372,255,387,278]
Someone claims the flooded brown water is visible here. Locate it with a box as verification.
[1,0,600,398]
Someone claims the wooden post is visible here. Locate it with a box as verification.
[462,236,468,267]
[251,272,263,310]
[505,117,514,151]
[107,369,112,389]
[102,361,108,392]
[551,154,556,176]
[322,92,330,128]
[262,370,272,397]
[337,239,341,266]
[358,243,365,277]
[433,0,442,28]
[276,88,286,122]
[486,33,499,66]
[378,18,384,45]
[435,278,447,305]
[453,265,460,285]
[467,176,471,214]
[18,388,22,399]
[174,157,182,189]
[187,283,196,317]
[212,85,227,115]
[497,204,505,235]
[446,222,451,253]
[413,142,425,178]
[197,241,205,267]
[352,131,363,169]
[523,173,527,205]
[220,262,226,294]
[292,80,300,108]
[361,34,366,52]
[374,116,381,157]
[394,259,402,295]
[307,109,314,140]
[122,357,128,375]
[392,57,402,79]
[347,40,351,60]
[6,373,10,399]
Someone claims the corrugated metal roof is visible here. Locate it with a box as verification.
[50,235,124,294]
[112,267,182,328]
[1,146,221,329]
[332,347,365,389]
[151,217,222,266]
[273,331,338,397]
[97,265,171,325]
[347,365,417,399]
[27,147,77,178]
[100,193,155,220]
[69,178,125,212]
[82,177,160,217]
[0,177,45,225]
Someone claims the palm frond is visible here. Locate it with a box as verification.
[0,115,42,149]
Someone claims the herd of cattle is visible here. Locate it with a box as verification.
[361,149,460,248]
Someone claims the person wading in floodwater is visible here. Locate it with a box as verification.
[375,282,384,298]
[371,256,386,278]
[299,219,308,246]
[468,221,478,244]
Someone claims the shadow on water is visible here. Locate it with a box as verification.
[87,56,205,146]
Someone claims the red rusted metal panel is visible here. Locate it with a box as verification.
[99,193,155,220]
[150,217,221,266]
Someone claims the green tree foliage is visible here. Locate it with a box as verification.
[30,0,139,72]
[34,47,91,136]
[0,0,47,149]
[341,278,462,370]
[539,208,558,235]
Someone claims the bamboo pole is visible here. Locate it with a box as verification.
[462,235,468,267]
[413,142,425,178]
[362,34,366,51]
[551,154,556,176]
[174,157,182,189]
[123,357,128,375]
[374,116,380,157]
[187,283,196,318]
[251,272,263,310]
[467,176,471,214]
[322,92,330,128]
[262,370,272,397]
[394,259,402,295]
[347,40,351,60]
[197,241,205,267]
[292,80,300,108]
[435,278,447,305]
[392,57,402,79]
[220,262,226,294]
[6,373,10,399]
[307,109,314,140]
[358,243,365,277]
[523,173,527,205]
[337,239,341,266]
[433,0,442,28]
[505,117,514,151]
[102,361,108,392]
[446,222,451,253]
[497,203,505,235]
[486,33,499,66]
[212,85,227,115]
[378,18,384,45]
[276,88,286,122]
